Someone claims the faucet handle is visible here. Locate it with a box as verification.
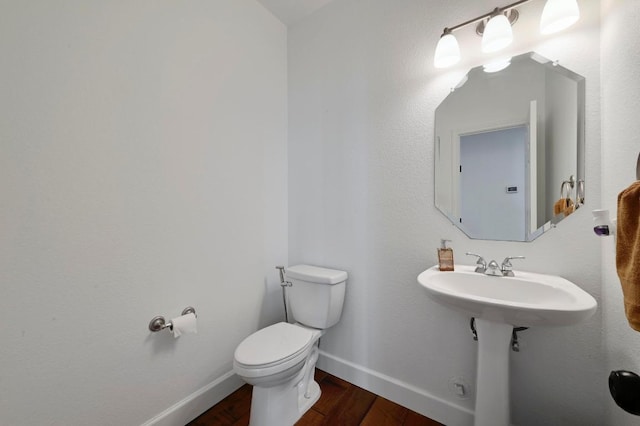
[465,252,486,264]
[501,256,525,276]
[465,252,487,273]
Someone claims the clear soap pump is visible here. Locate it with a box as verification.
[438,239,454,271]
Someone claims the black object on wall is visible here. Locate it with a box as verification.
[609,370,640,415]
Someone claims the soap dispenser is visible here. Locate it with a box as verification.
[438,239,454,271]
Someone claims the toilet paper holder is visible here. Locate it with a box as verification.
[149,307,196,332]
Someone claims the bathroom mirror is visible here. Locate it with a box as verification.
[434,52,585,242]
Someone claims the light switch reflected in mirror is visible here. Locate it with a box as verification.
[434,51,585,242]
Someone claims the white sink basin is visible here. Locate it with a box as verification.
[417,265,597,326]
[418,264,597,426]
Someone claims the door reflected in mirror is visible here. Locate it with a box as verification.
[434,51,585,242]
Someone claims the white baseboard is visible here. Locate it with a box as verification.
[317,350,474,426]
[141,353,474,426]
[141,370,244,426]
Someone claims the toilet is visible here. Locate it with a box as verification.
[233,264,348,426]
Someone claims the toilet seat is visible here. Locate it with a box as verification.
[233,322,319,380]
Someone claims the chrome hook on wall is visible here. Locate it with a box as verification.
[148,307,196,332]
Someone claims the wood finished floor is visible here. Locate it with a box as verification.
[187,369,443,426]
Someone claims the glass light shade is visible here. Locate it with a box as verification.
[434,33,460,68]
[482,14,513,53]
[540,0,580,35]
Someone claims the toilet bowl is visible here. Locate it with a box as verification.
[233,264,348,426]
[234,322,322,387]
[234,322,323,425]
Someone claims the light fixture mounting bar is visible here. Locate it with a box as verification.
[443,0,534,33]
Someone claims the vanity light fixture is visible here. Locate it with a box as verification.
[540,0,580,34]
[481,9,514,53]
[434,28,461,68]
[433,0,581,69]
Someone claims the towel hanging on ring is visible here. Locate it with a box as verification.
[616,180,640,331]
[554,180,575,217]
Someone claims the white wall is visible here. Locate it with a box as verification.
[289,0,603,425]
[0,1,287,425]
[601,0,640,424]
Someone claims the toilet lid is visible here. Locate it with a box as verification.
[286,264,348,285]
[234,322,314,368]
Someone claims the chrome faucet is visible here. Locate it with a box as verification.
[485,260,503,276]
[465,252,487,274]
[466,253,525,276]
[500,256,525,277]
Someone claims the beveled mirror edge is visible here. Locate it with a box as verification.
[433,51,586,242]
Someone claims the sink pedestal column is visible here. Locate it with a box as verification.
[474,318,513,426]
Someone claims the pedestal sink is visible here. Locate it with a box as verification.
[417,265,597,426]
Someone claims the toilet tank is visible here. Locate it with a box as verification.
[285,264,348,329]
